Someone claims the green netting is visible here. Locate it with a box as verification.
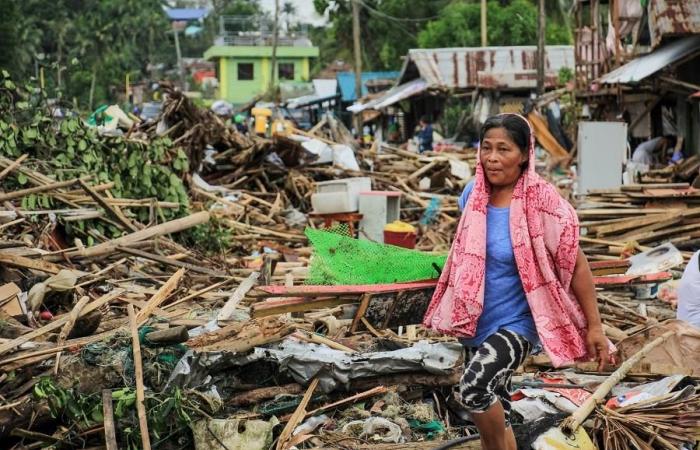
[305,227,447,285]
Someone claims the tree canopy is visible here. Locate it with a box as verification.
[312,0,572,73]
[418,0,571,48]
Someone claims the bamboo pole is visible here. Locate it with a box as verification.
[127,305,151,450]
[67,211,210,258]
[560,330,677,434]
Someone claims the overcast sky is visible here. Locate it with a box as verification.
[258,0,328,26]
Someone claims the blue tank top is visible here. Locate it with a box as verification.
[457,182,539,347]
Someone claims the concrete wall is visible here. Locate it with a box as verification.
[217,56,311,104]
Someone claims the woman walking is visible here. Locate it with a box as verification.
[423,114,612,450]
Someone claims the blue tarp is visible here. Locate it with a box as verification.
[336,71,400,102]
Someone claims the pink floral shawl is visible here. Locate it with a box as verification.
[423,114,600,367]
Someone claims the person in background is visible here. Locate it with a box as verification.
[416,115,433,153]
[631,135,676,166]
[677,250,700,328]
[233,114,248,134]
[423,114,611,450]
[667,136,684,166]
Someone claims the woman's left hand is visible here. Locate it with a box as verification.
[586,327,609,371]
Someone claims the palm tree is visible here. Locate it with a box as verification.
[282,1,296,33]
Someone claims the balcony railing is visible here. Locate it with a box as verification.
[217,16,312,47]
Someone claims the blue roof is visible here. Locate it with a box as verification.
[336,71,400,102]
[165,8,209,21]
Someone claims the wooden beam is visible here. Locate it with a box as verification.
[0,253,68,275]
[252,296,359,318]
[127,305,151,450]
[102,390,118,450]
[255,280,437,298]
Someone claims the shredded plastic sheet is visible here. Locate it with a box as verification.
[305,227,446,285]
[190,417,278,450]
[167,340,463,393]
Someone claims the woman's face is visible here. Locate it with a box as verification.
[479,127,528,187]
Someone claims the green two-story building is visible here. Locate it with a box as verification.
[204,17,319,105]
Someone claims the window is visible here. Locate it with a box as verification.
[237,63,254,80]
[278,63,295,80]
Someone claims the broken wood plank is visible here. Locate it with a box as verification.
[255,280,438,297]
[303,385,387,419]
[127,305,151,450]
[135,269,185,324]
[252,296,358,318]
[102,390,118,450]
[276,378,319,450]
[0,253,68,275]
[217,271,259,322]
[351,293,372,333]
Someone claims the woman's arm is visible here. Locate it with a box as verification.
[571,247,609,370]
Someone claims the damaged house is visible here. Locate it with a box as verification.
[576,0,700,171]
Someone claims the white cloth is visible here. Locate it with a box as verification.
[631,137,663,165]
[677,251,700,328]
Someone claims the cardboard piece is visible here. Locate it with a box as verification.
[0,282,22,317]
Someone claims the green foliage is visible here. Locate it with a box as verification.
[34,377,103,428]
[312,0,451,72]
[179,216,233,256]
[0,0,173,107]
[0,72,189,235]
[438,98,473,140]
[418,0,571,48]
[558,66,574,85]
[34,378,199,449]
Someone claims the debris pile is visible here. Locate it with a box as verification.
[0,74,697,449]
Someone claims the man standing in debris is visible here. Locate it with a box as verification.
[416,115,433,153]
[423,114,612,450]
[677,250,700,328]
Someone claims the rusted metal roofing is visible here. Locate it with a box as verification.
[398,46,575,90]
[599,34,700,84]
[649,0,700,49]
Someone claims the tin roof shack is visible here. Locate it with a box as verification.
[348,46,574,142]
[576,0,700,174]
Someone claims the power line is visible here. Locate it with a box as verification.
[356,0,444,23]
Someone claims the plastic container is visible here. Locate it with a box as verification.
[311,177,371,213]
[384,221,417,249]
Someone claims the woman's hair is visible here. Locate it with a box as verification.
[479,114,531,156]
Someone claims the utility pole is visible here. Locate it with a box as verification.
[172,25,185,88]
[352,0,363,137]
[269,0,280,98]
[480,0,487,47]
[537,0,546,95]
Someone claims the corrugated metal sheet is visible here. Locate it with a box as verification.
[599,35,700,84]
[400,46,575,90]
[649,0,700,49]
[347,78,428,112]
